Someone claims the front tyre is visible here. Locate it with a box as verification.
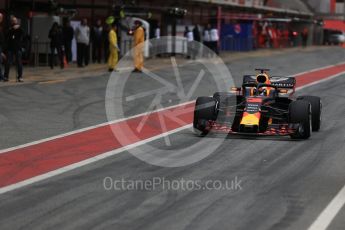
[289,100,312,140]
[193,97,217,136]
[297,96,321,132]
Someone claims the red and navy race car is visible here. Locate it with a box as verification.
[193,69,322,139]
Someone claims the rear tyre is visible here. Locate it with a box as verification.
[289,100,312,139]
[193,97,217,136]
[297,96,321,132]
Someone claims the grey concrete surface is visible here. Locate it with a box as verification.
[0,47,344,230]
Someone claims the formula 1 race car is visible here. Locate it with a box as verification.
[193,69,322,139]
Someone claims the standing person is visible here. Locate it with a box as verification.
[91,19,103,63]
[267,25,274,48]
[184,26,194,59]
[283,28,289,48]
[153,23,161,57]
[258,23,266,48]
[4,16,25,82]
[203,24,211,57]
[301,27,309,48]
[108,22,119,72]
[288,29,294,47]
[271,25,278,48]
[102,24,110,63]
[0,13,4,81]
[75,18,90,67]
[155,23,161,39]
[48,22,64,69]
[132,20,145,73]
[193,25,201,43]
[210,25,219,55]
[62,19,74,64]
[192,25,201,59]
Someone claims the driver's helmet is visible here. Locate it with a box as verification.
[256,73,271,96]
[256,73,270,84]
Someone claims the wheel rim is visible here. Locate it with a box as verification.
[299,124,304,135]
[309,107,312,134]
[319,101,322,128]
[300,105,312,137]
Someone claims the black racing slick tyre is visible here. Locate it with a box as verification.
[213,92,240,131]
[193,97,217,135]
[289,100,312,140]
[297,96,322,132]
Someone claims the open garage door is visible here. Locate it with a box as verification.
[324,20,345,32]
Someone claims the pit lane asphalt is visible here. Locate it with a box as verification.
[0,47,345,230]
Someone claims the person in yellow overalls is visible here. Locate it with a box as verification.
[132,20,145,73]
[108,22,119,72]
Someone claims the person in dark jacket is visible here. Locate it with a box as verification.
[4,16,25,82]
[301,27,309,48]
[0,13,4,81]
[102,24,110,63]
[91,19,103,63]
[203,24,211,58]
[192,25,201,59]
[49,22,65,69]
[193,25,201,42]
[62,20,74,63]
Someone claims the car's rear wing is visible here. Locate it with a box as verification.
[243,75,296,89]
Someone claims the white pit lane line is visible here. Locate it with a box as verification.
[307,185,345,230]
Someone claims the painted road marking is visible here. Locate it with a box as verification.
[294,63,345,87]
[38,80,67,84]
[0,63,345,195]
[287,61,345,78]
[308,185,345,230]
[0,124,192,195]
[0,100,193,155]
[0,102,194,189]
[297,71,345,91]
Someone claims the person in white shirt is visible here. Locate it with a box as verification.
[153,24,161,57]
[210,25,219,55]
[75,18,90,67]
[184,26,194,59]
[155,26,160,39]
